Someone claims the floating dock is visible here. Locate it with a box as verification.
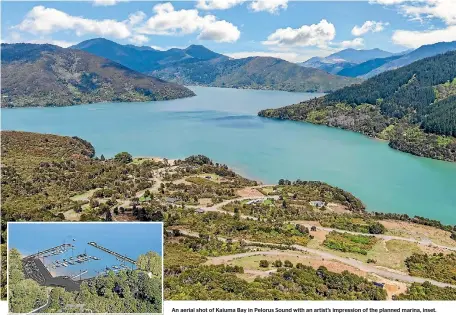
[87,242,136,265]
[26,244,73,259]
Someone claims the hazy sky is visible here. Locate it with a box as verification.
[2,0,455,62]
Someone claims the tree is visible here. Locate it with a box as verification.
[259,260,269,268]
[114,152,132,164]
[136,252,162,277]
[274,260,283,267]
[89,198,99,208]
[105,210,112,222]
[100,154,105,161]
[368,222,386,234]
[451,232,456,241]
[284,260,293,268]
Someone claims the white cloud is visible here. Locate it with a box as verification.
[93,0,124,7]
[263,19,336,47]
[250,0,288,14]
[370,0,455,25]
[197,20,241,42]
[138,3,240,42]
[150,45,165,51]
[197,0,246,10]
[16,6,131,39]
[340,37,365,48]
[401,0,456,25]
[128,34,149,45]
[128,11,146,26]
[371,0,456,47]
[352,21,388,36]
[392,25,456,47]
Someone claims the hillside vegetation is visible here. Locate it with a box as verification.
[72,38,227,73]
[259,51,456,162]
[1,43,194,107]
[151,56,360,93]
[8,248,162,313]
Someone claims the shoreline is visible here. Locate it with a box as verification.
[131,156,455,227]
[258,115,456,164]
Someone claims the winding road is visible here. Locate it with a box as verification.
[196,195,456,252]
[174,228,456,288]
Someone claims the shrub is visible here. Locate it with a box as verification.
[259,260,269,268]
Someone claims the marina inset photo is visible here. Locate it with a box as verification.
[7,222,163,313]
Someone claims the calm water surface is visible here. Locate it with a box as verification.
[8,223,162,279]
[2,86,456,223]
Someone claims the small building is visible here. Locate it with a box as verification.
[246,199,262,205]
[373,282,384,288]
[310,200,326,208]
[165,197,179,204]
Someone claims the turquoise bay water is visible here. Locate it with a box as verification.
[8,223,162,279]
[2,86,456,224]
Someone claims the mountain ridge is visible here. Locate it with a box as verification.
[1,43,195,108]
[73,38,360,93]
[300,48,394,74]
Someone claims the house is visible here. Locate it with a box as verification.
[165,197,179,204]
[310,200,326,208]
[246,199,262,205]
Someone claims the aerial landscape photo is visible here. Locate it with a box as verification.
[7,222,163,313]
[1,0,456,305]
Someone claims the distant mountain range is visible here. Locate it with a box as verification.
[1,43,194,107]
[73,38,360,93]
[360,41,456,78]
[72,38,227,73]
[303,41,456,79]
[300,48,395,74]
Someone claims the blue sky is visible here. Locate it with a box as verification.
[1,1,455,62]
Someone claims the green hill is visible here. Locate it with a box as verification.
[151,56,360,93]
[73,38,359,93]
[1,43,194,107]
[259,51,456,162]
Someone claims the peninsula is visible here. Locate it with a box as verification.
[1,131,456,301]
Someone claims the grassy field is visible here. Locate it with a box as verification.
[366,240,423,272]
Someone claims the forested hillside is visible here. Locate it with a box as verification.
[151,56,360,93]
[8,248,162,313]
[1,43,194,107]
[259,51,456,162]
[72,38,226,73]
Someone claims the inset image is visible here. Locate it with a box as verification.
[7,222,163,314]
